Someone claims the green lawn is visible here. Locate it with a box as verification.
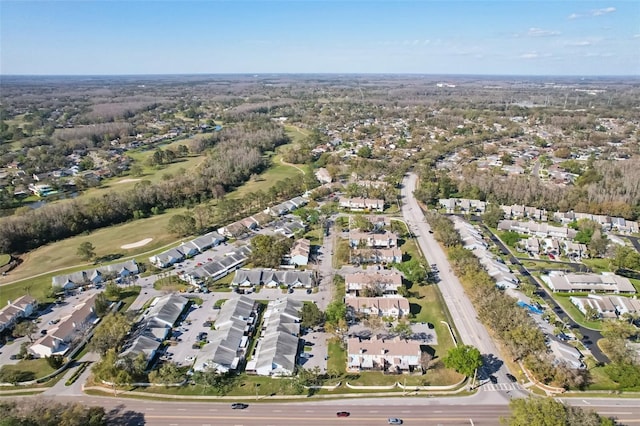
[0,254,11,267]
[0,358,56,382]
[327,338,346,374]
[582,258,612,273]
[553,295,603,330]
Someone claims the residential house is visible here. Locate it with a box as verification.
[52,260,140,289]
[543,272,636,294]
[0,295,37,333]
[231,269,315,289]
[548,339,585,370]
[347,336,421,373]
[289,238,310,266]
[30,294,98,358]
[339,197,384,212]
[351,248,402,264]
[193,296,258,373]
[349,230,398,249]
[180,245,251,286]
[314,168,332,184]
[345,272,403,297]
[570,295,618,319]
[346,297,410,319]
[119,294,187,366]
[248,298,302,376]
[273,218,306,238]
[149,248,186,268]
[217,221,248,238]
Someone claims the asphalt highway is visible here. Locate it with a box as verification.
[400,173,514,385]
[14,394,640,426]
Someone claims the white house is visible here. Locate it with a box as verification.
[0,295,37,333]
[346,297,410,319]
[347,336,421,373]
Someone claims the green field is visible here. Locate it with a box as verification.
[284,124,309,143]
[230,153,304,199]
[0,254,11,267]
[81,155,205,199]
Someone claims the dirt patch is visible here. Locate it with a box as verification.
[120,238,153,249]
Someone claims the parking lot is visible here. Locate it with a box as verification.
[163,297,221,368]
[298,329,331,373]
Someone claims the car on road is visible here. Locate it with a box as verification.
[336,411,350,417]
[231,403,248,409]
[388,418,403,425]
[506,373,517,383]
[489,375,498,384]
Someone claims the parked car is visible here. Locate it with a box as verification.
[388,418,403,425]
[506,373,517,383]
[336,411,350,417]
[231,403,248,409]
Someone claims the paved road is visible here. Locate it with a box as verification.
[11,394,640,426]
[400,173,516,387]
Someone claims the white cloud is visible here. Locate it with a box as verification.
[527,27,560,37]
[592,7,616,16]
[570,7,616,19]
[520,51,552,59]
[565,40,592,47]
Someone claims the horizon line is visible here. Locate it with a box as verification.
[2,72,640,78]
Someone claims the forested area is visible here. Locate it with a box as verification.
[0,119,288,253]
[416,158,640,220]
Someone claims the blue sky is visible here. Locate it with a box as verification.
[1,1,638,75]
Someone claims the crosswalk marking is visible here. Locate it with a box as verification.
[479,383,522,392]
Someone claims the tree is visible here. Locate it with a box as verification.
[45,354,65,369]
[503,396,616,426]
[104,282,121,300]
[149,362,184,385]
[89,313,131,356]
[94,292,111,317]
[129,164,144,177]
[394,320,413,339]
[250,234,292,268]
[167,214,196,237]
[483,204,504,228]
[443,345,482,377]
[13,321,38,342]
[357,145,372,158]
[301,302,324,329]
[76,241,96,262]
[325,300,347,325]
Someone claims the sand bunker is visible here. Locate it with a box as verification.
[116,178,141,184]
[120,238,153,249]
